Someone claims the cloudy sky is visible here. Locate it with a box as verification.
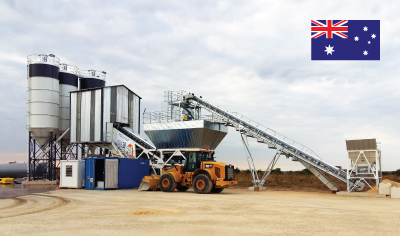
[0,0,399,172]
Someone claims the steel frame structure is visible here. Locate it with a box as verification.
[346,148,381,192]
[176,91,364,191]
[28,130,84,180]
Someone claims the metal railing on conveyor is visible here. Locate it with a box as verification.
[183,93,364,190]
[115,125,156,150]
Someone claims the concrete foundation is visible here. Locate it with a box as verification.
[391,187,400,199]
[379,183,392,195]
[248,187,266,191]
[336,192,386,198]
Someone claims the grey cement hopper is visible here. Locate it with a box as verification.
[144,120,227,150]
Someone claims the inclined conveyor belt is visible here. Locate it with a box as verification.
[183,94,364,190]
[117,126,156,150]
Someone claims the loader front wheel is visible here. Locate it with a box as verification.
[159,174,177,192]
[193,174,212,194]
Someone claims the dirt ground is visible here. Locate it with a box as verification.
[0,188,399,236]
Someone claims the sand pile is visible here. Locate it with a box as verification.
[365,180,400,194]
[366,187,379,194]
[380,179,400,187]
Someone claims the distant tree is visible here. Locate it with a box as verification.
[271,168,283,174]
[234,167,241,174]
[395,169,400,176]
[245,169,251,174]
[296,168,312,175]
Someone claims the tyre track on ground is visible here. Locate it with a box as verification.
[0,197,28,210]
[0,194,71,219]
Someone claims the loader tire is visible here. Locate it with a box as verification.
[159,174,177,192]
[193,174,213,194]
[176,184,189,192]
[211,187,224,193]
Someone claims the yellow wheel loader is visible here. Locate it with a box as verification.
[140,151,237,194]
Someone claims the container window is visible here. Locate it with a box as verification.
[66,165,73,177]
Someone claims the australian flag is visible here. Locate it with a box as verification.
[311,20,380,60]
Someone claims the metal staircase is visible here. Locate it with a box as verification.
[180,93,365,191]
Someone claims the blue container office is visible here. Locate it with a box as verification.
[118,158,150,189]
[85,157,149,190]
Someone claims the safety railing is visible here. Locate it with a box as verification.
[79,69,106,80]
[27,54,60,66]
[59,64,80,75]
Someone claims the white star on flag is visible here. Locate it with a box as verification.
[363,26,368,31]
[324,45,335,55]
[354,36,359,41]
[363,50,368,56]
[372,34,376,39]
[368,41,371,44]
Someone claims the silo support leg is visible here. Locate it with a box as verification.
[298,159,340,192]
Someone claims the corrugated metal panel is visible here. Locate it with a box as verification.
[346,139,377,150]
[70,93,77,142]
[76,91,81,142]
[90,90,95,141]
[103,87,111,141]
[128,92,133,130]
[144,120,228,149]
[94,89,102,141]
[133,95,139,133]
[80,91,91,142]
[105,159,118,188]
[110,87,117,123]
[117,86,128,124]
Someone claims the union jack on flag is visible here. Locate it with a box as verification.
[311,20,380,60]
[311,20,348,39]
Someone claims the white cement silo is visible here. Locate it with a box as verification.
[58,63,79,140]
[79,69,106,90]
[27,54,60,148]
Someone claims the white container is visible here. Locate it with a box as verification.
[27,54,60,147]
[58,64,79,139]
[70,85,141,143]
[60,160,85,188]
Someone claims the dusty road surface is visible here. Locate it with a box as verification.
[0,188,399,235]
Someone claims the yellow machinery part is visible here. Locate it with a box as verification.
[0,178,14,184]
[138,174,160,191]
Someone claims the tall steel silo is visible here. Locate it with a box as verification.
[27,54,60,148]
[79,69,106,90]
[58,63,79,140]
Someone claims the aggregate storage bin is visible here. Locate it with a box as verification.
[85,157,118,190]
[60,160,85,188]
[118,158,149,189]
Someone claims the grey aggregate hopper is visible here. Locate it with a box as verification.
[144,120,227,149]
[70,85,141,143]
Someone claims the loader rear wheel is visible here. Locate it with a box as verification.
[193,174,212,194]
[159,174,177,192]
[176,184,189,192]
[211,187,224,193]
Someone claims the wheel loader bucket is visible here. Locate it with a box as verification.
[139,174,160,191]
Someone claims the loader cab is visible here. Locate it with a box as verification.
[184,151,214,172]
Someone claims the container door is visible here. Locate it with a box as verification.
[85,158,94,189]
[105,159,118,189]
